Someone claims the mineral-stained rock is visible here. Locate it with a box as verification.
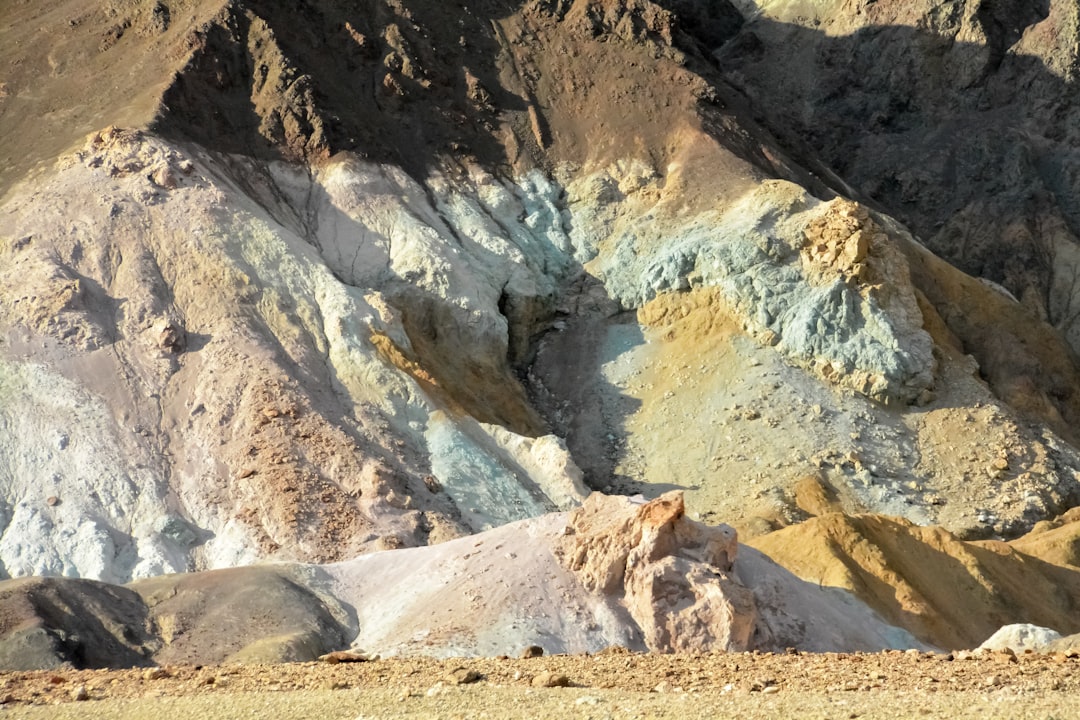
[4,0,1080,668]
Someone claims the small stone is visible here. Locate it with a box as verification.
[984,675,1001,687]
[531,672,569,688]
[653,681,672,693]
[45,496,60,507]
[150,166,177,189]
[762,685,780,695]
[319,651,371,664]
[445,668,481,685]
[142,667,169,680]
[520,645,544,659]
[72,685,89,701]
[993,649,1018,664]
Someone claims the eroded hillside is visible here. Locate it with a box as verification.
[2,0,1080,664]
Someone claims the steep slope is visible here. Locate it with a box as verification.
[1010,507,1080,569]
[717,0,1080,375]
[747,513,1080,649]
[0,125,591,579]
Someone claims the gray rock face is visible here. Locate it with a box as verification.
[0,578,157,670]
[0,567,353,669]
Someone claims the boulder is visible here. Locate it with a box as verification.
[555,491,756,652]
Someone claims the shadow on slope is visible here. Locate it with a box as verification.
[0,567,355,670]
[151,0,530,178]
[703,7,1080,422]
[748,513,1080,649]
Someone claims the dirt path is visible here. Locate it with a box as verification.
[2,650,1077,719]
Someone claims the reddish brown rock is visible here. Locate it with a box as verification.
[555,491,756,653]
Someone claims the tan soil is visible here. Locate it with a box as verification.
[2,651,1078,719]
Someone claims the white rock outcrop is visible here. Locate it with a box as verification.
[979,624,1064,654]
[0,128,588,581]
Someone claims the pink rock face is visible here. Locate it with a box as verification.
[555,491,756,653]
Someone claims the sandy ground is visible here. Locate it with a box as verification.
[2,650,1077,719]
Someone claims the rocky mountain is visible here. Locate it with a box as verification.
[2,0,1080,666]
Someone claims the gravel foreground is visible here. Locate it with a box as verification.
[1,649,1078,719]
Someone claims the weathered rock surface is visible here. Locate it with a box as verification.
[0,566,352,669]
[554,492,755,652]
[717,0,1080,407]
[0,127,590,580]
[1010,508,1080,569]
[0,494,926,668]
[3,0,1080,665]
[572,182,937,405]
[0,577,157,670]
[977,622,1080,656]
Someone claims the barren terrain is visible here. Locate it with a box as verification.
[4,651,1080,719]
